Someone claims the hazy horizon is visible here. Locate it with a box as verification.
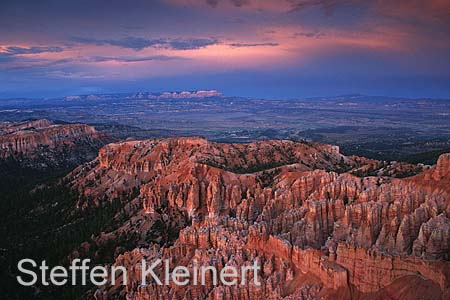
[2,89,450,102]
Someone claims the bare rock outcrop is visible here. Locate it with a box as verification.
[0,119,108,168]
[66,138,450,300]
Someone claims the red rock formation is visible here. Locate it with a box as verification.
[0,119,100,157]
[0,119,52,134]
[66,137,450,300]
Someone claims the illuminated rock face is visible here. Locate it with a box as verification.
[67,138,450,300]
[0,119,104,163]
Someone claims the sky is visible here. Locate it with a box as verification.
[1,0,450,99]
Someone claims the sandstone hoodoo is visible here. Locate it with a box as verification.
[67,137,450,300]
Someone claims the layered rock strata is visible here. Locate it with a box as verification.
[67,138,450,300]
[0,119,107,167]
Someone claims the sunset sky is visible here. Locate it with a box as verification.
[1,0,450,99]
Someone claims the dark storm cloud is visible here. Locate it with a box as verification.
[165,38,218,50]
[205,0,250,7]
[3,58,74,70]
[201,0,351,13]
[293,31,325,38]
[0,46,65,63]
[3,46,64,55]
[231,0,250,7]
[196,0,450,24]
[205,0,218,7]
[288,0,450,20]
[229,42,279,47]
[287,0,354,14]
[70,37,157,51]
[71,36,219,51]
[84,55,183,62]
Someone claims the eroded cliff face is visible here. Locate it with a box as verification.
[0,119,52,134]
[0,119,107,168]
[66,138,450,300]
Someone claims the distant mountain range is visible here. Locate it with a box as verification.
[61,90,222,101]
